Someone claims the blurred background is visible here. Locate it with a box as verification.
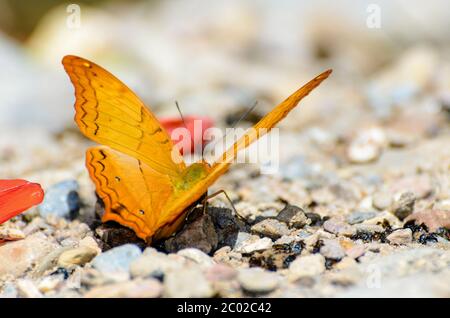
[0,0,449,183]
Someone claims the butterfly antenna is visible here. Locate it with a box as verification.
[204,100,258,159]
[232,100,258,129]
[175,101,188,129]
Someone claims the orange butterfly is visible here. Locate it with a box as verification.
[62,55,331,243]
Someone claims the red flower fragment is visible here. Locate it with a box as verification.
[0,179,44,224]
[160,116,214,154]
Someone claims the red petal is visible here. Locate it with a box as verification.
[0,180,44,224]
[160,116,214,154]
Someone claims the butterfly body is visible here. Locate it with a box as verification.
[63,55,331,243]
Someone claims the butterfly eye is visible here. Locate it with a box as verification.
[115,176,121,182]
[139,210,145,215]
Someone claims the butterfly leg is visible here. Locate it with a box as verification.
[201,189,241,219]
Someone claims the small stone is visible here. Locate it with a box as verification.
[354,224,385,234]
[164,209,218,254]
[335,257,358,270]
[207,207,243,248]
[390,192,416,220]
[205,263,237,282]
[276,204,311,229]
[274,235,296,246]
[0,232,58,278]
[237,268,279,294]
[130,250,184,278]
[347,128,386,163]
[346,211,377,225]
[320,239,346,260]
[0,227,25,241]
[404,210,450,232]
[164,266,214,298]
[177,248,216,268]
[372,192,393,210]
[387,229,413,245]
[16,279,43,298]
[346,244,366,259]
[37,275,64,293]
[57,246,98,268]
[234,235,273,254]
[251,218,290,239]
[92,244,142,274]
[38,180,80,219]
[323,218,356,236]
[364,211,402,228]
[288,254,326,281]
[79,236,101,254]
[84,279,162,298]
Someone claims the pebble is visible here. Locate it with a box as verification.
[276,204,311,228]
[205,263,237,282]
[57,246,98,268]
[345,244,366,259]
[404,210,450,232]
[320,239,346,260]
[364,211,402,228]
[130,250,184,278]
[0,232,58,278]
[0,227,25,241]
[323,218,356,236]
[347,128,386,163]
[346,211,377,225]
[386,229,413,245]
[234,235,273,254]
[164,266,214,298]
[372,192,393,210]
[237,268,279,294]
[38,180,80,219]
[177,248,216,269]
[37,275,64,293]
[288,254,326,281]
[92,244,142,274]
[390,191,416,220]
[251,218,290,239]
[164,211,218,254]
[335,257,358,270]
[84,279,163,298]
[207,207,243,248]
[354,224,385,234]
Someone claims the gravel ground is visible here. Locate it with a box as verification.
[0,0,449,298]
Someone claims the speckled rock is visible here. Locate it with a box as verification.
[323,218,356,236]
[0,232,58,278]
[390,192,416,220]
[251,218,290,239]
[288,254,326,281]
[164,266,214,298]
[346,211,377,225]
[387,229,413,245]
[276,204,311,229]
[320,239,346,260]
[238,268,279,294]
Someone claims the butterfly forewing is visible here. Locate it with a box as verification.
[62,55,185,178]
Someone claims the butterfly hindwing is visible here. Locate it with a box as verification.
[86,146,174,240]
